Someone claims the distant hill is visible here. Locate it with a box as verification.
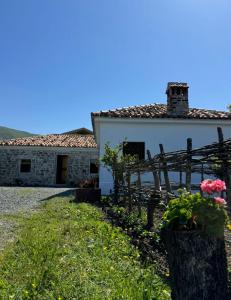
[0,126,37,140]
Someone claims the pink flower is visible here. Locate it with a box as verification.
[200,180,214,194]
[200,179,226,194]
[212,179,226,192]
[214,197,227,205]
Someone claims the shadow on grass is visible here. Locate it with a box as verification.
[39,189,76,203]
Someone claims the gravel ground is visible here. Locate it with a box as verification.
[0,187,73,214]
[0,187,74,251]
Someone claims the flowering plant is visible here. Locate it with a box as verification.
[162,179,228,237]
[78,178,98,188]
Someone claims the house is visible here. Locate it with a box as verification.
[91,82,231,194]
[0,128,98,186]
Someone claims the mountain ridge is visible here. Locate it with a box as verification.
[0,126,37,140]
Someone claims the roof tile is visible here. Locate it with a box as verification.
[92,104,231,120]
[0,134,97,148]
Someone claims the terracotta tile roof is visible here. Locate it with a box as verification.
[0,134,97,148]
[92,104,231,120]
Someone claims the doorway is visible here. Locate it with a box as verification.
[56,155,68,184]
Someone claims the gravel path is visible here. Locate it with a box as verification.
[0,187,73,214]
[0,187,74,251]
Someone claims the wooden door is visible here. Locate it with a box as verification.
[56,155,68,184]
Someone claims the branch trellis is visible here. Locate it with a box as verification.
[112,127,231,228]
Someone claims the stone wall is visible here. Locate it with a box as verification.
[0,146,99,186]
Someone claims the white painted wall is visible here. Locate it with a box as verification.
[94,117,231,194]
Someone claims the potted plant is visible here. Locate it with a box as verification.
[75,177,101,203]
[162,179,229,300]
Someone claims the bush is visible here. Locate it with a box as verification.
[162,189,228,237]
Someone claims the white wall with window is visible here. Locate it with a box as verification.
[94,117,231,194]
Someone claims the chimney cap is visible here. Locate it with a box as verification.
[166,82,188,93]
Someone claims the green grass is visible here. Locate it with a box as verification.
[0,196,170,300]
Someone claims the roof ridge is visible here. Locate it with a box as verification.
[96,102,164,113]
[92,103,231,121]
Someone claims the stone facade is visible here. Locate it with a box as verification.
[0,146,98,187]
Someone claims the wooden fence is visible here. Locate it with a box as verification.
[113,127,231,228]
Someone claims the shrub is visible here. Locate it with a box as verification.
[162,180,228,237]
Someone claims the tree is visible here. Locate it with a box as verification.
[101,142,136,203]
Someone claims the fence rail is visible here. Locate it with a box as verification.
[111,127,231,228]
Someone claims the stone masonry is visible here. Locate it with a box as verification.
[0,146,98,187]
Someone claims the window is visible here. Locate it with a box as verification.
[20,159,31,173]
[123,142,145,160]
[176,87,181,95]
[90,160,98,174]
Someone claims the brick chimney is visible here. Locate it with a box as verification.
[166,82,189,116]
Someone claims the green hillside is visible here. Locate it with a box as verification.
[0,126,37,140]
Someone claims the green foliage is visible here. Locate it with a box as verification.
[162,191,228,237]
[0,196,170,299]
[101,141,137,181]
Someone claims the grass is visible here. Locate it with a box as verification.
[0,196,170,300]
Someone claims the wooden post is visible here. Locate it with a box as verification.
[113,169,119,204]
[146,191,161,230]
[147,150,160,190]
[145,150,162,228]
[217,127,225,182]
[163,230,229,300]
[186,138,192,192]
[126,171,132,212]
[217,127,231,209]
[179,168,183,188]
[159,144,171,194]
[137,171,142,217]
[200,163,204,197]
[159,163,162,185]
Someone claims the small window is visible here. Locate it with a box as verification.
[90,160,98,174]
[123,142,145,160]
[20,159,31,173]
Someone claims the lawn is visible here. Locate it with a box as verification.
[0,195,170,300]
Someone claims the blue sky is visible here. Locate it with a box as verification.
[1,0,231,134]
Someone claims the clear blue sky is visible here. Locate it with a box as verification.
[1,0,231,134]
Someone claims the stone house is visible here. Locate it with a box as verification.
[91,82,231,194]
[0,128,98,187]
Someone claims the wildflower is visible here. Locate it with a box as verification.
[226,224,231,231]
[32,283,36,289]
[214,197,227,205]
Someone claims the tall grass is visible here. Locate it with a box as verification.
[0,197,170,299]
